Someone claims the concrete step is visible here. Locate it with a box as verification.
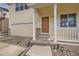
[39,35,49,38]
[0,36,4,38]
[0,33,9,41]
[0,33,8,36]
[31,40,52,46]
[38,37,49,41]
[39,34,50,36]
[39,34,50,38]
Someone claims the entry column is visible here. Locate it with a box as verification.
[33,8,36,40]
[54,3,57,42]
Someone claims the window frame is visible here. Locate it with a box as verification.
[60,13,76,28]
[60,14,68,27]
[15,3,20,11]
[15,3,29,12]
[19,3,24,10]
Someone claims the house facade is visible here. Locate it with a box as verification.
[0,7,9,34]
[9,3,79,43]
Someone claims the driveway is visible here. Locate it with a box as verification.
[0,36,32,56]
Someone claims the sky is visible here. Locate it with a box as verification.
[0,3,8,9]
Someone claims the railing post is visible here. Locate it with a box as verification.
[33,8,36,40]
[54,3,57,42]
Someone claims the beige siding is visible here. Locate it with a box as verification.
[35,9,41,28]
[0,21,2,31]
[11,24,33,37]
[2,18,9,33]
[9,4,33,37]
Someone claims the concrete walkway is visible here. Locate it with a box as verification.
[26,45,52,56]
[0,42,26,56]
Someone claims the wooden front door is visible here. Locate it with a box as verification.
[42,17,49,33]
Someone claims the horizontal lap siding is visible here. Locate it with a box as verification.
[2,18,9,33]
[9,4,33,37]
[11,24,33,37]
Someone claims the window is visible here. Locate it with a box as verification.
[20,3,23,10]
[25,4,29,9]
[60,14,67,27]
[15,3,19,11]
[68,13,76,27]
[0,13,5,17]
[60,13,76,27]
[15,3,29,11]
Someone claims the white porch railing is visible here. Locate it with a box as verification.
[57,28,79,42]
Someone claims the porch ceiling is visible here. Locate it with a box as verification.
[28,3,53,8]
[36,6,54,16]
[28,3,79,8]
[30,3,79,16]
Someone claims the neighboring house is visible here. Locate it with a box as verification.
[9,3,79,44]
[0,7,9,34]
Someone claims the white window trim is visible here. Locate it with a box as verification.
[60,13,76,28]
